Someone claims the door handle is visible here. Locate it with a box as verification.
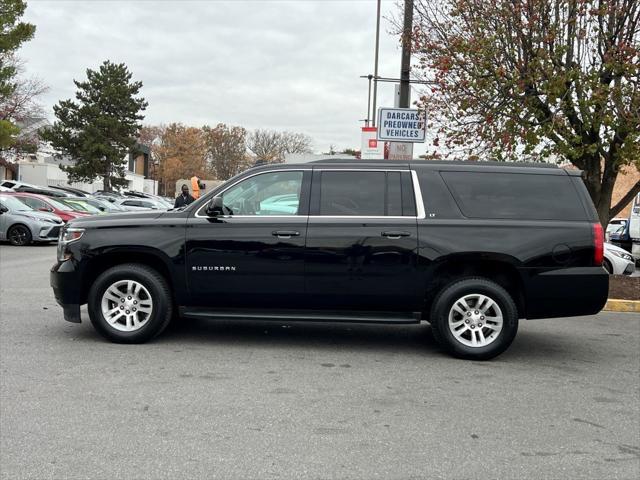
[272,230,300,239]
[381,231,411,239]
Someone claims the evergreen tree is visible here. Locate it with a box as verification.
[42,61,148,191]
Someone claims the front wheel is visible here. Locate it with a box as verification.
[430,278,519,360]
[8,224,32,246]
[88,264,173,343]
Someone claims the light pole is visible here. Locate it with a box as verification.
[371,0,381,126]
[399,0,413,108]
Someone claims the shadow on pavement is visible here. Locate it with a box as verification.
[64,314,606,364]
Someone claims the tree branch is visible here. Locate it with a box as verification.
[610,179,640,218]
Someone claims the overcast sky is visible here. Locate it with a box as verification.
[21,0,427,155]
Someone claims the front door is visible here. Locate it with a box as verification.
[185,169,310,309]
[304,169,420,312]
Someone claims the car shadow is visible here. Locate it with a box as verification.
[68,314,606,364]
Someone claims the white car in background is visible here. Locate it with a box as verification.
[114,198,167,211]
[603,242,635,275]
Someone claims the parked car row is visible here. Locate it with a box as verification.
[0,194,64,246]
[0,181,173,211]
[0,181,175,245]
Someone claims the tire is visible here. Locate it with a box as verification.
[603,259,613,275]
[87,263,173,343]
[8,224,32,246]
[429,277,519,360]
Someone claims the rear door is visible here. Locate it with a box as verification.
[304,168,420,311]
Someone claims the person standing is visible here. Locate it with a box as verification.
[174,184,195,208]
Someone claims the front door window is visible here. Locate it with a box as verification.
[221,171,303,216]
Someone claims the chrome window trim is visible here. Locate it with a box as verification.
[411,170,426,219]
[193,168,426,220]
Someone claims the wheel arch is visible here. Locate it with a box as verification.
[423,254,526,318]
[80,247,175,305]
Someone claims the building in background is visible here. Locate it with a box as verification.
[1,117,157,193]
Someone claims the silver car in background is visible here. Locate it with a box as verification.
[0,194,64,246]
[113,197,169,211]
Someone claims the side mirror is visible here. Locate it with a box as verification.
[0,205,7,214]
[38,207,52,212]
[205,196,224,217]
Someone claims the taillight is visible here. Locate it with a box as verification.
[592,223,604,266]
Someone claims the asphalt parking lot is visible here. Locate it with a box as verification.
[1,244,639,480]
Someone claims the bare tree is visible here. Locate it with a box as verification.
[202,123,249,180]
[247,129,313,164]
[0,55,48,155]
[281,131,312,155]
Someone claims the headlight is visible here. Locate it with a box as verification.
[57,227,85,262]
[61,227,85,243]
[610,250,634,261]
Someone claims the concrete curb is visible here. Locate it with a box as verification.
[603,299,640,313]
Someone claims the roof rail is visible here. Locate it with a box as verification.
[309,158,559,168]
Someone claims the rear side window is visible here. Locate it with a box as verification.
[22,197,46,210]
[441,171,587,221]
[123,200,140,207]
[319,171,385,216]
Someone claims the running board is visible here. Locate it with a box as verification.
[179,307,422,324]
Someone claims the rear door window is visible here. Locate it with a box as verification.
[319,171,385,216]
[440,171,587,220]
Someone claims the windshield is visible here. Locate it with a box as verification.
[46,197,76,211]
[0,195,35,212]
[60,199,101,214]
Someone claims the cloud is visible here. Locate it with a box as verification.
[22,0,426,154]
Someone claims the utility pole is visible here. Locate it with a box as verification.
[371,0,381,126]
[399,0,413,108]
[366,74,373,126]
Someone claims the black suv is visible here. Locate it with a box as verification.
[51,160,608,359]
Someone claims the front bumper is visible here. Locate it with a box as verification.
[623,262,635,275]
[50,260,82,323]
[37,224,62,241]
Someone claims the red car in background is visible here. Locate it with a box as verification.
[5,192,91,223]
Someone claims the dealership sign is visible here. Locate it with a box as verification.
[377,108,426,143]
[361,127,384,159]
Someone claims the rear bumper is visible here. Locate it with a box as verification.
[50,260,82,323]
[522,267,609,319]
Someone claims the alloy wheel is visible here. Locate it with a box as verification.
[100,280,154,332]
[447,293,504,348]
[9,226,29,246]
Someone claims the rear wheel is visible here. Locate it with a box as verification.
[88,264,173,343]
[8,224,32,246]
[430,277,518,360]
